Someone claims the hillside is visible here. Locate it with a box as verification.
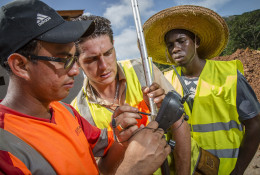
[222,9,260,55]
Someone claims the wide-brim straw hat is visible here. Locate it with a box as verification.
[143,5,229,65]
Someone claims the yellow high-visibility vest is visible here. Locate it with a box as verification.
[164,59,245,175]
[71,59,150,129]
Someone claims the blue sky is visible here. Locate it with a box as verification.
[1,0,259,60]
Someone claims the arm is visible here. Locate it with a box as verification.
[99,121,171,175]
[98,141,127,175]
[171,116,191,175]
[115,121,171,175]
[143,88,191,175]
[231,114,260,175]
[98,104,141,174]
[145,65,191,174]
[231,72,260,174]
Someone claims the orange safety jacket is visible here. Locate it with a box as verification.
[0,101,114,175]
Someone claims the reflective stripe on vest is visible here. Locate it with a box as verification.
[59,101,75,117]
[207,148,239,159]
[0,128,56,174]
[164,59,245,175]
[191,120,243,132]
[2,102,100,174]
[71,87,96,126]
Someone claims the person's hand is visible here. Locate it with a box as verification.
[142,82,165,108]
[111,104,142,145]
[116,121,171,175]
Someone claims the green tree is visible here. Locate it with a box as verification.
[222,9,260,55]
[153,62,171,73]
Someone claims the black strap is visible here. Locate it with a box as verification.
[172,65,190,97]
[0,76,5,86]
[171,65,193,111]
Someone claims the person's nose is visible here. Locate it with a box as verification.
[172,43,181,54]
[98,56,107,70]
[68,62,79,77]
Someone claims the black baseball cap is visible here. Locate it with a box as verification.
[0,0,95,64]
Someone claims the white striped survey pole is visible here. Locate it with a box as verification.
[130,0,157,121]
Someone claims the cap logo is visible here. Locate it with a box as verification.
[37,13,51,26]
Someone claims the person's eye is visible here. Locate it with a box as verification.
[83,57,96,63]
[166,43,173,48]
[179,39,185,43]
[104,49,113,56]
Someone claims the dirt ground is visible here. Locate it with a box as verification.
[214,48,260,174]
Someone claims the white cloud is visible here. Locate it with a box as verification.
[104,0,154,29]
[174,0,232,11]
[104,4,132,29]
[114,27,141,60]
[102,0,157,60]
[82,12,91,16]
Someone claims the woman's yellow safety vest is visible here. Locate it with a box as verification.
[164,60,245,175]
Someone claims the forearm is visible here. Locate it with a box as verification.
[98,105,142,174]
[232,132,259,174]
[232,115,260,175]
[171,117,191,175]
[115,160,139,175]
[98,142,126,174]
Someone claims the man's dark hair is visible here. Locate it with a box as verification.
[1,40,38,72]
[75,15,114,44]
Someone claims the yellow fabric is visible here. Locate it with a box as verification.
[87,98,113,129]
[164,60,245,175]
[122,60,146,108]
[73,60,171,173]
[164,70,199,175]
[75,59,149,129]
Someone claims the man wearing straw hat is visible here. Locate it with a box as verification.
[143,5,260,175]
[0,0,172,174]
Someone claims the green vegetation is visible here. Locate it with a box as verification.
[222,9,260,55]
[154,62,172,73]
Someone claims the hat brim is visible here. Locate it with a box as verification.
[143,5,229,65]
[37,20,95,44]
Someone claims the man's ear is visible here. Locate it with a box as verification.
[7,53,30,80]
[195,35,200,48]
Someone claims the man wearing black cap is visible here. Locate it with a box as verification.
[0,0,171,174]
